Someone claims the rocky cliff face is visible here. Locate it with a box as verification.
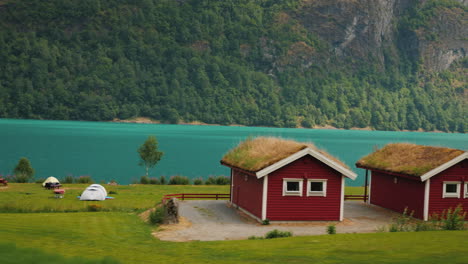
[291,0,466,72]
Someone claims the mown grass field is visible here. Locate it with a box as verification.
[0,183,229,212]
[0,184,466,264]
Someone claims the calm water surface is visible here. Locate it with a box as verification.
[0,119,466,186]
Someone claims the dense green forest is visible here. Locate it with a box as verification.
[0,0,466,132]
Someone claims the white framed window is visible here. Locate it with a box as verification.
[443,181,461,198]
[307,179,327,197]
[464,183,468,199]
[282,178,303,196]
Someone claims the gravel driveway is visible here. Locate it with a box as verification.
[154,200,401,241]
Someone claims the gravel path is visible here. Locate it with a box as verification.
[154,200,401,241]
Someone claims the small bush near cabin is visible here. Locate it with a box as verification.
[265,229,292,239]
[327,224,336,234]
[168,175,190,185]
[262,219,270,225]
[193,177,203,185]
[440,205,466,230]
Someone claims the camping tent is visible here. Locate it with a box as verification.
[42,176,60,187]
[80,184,107,201]
[89,184,107,197]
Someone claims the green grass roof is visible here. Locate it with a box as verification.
[221,137,348,172]
[356,143,465,177]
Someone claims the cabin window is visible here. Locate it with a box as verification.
[465,183,468,199]
[307,179,327,197]
[282,178,303,196]
[442,182,460,198]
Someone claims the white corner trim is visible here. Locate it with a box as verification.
[442,181,461,198]
[256,148,357,180]
[262,175,268,220]
[282,178,303,196]
[230,169,234,203]
[340,176,345,221]
[306,179,327,197]
[420,152,467,182]
[423,178,430,221]
[367,170,372,204]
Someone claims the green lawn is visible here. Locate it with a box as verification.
[0,183,229,213]
[1,184,465,264]
[0,212,466,264]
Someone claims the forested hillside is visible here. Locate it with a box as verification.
[0,0,466,132]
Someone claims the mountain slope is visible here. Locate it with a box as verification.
[0,0,466,132]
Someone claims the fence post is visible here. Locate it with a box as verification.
[182,194,185,200]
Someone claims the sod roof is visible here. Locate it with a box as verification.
[221,137,349,172]
[356,143,466,177]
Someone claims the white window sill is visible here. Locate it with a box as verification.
[307,192,326,197]
[443,194,460,198]
[283,192,302,197]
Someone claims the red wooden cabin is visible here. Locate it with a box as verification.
[356,143,467,221]
[221,137,356,222]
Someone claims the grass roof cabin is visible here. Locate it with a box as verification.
[356,143,467,221]
[221,137,356,222]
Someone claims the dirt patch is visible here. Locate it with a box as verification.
[153,217,192,242]
[139,208,155,223]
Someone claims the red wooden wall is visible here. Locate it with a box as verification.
[370,171,425,219]
[266,155,342,221]
[231,169,263,219]
[429,159,468,219]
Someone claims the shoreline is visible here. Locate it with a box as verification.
[111,117,448,133]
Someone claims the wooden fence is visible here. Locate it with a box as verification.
[344,195,368,201]
[162,193,230,203]
[162,193,366,202]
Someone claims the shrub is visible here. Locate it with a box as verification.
[159,175,166,185]
[149,177,160,185]
[265,229,292,239]
[205,175,230,185]
[140,176,150,184]
[13,174,31,183]
[390,207,414,232]
[149,206,165,225]
[248,236,264,240]
[76,175,93,184]
[87,204,102,212]
[440,205,466,230]
[13,157,35,182]
[168,175,190,185]
[35,178,45,184]
[193,177,203,185]
[62,175,74,184]
[262,219,270,225]
[327,224,336,234]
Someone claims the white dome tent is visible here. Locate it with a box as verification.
[80,184,107,201]
[42,176,60,187]
[89,184,107,197]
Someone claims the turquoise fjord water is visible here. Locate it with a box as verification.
[0,119,466,186]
